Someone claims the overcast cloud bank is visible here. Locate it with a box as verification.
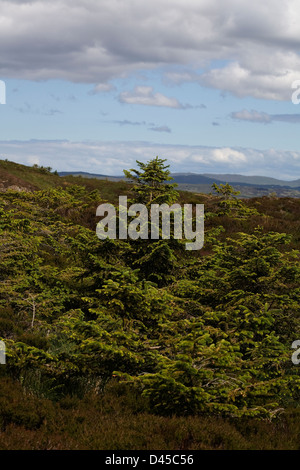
[1,0,300,100]
[1,139,299,180]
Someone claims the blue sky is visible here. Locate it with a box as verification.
[1,0,300,179]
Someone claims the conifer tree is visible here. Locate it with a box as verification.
[123,156,179,206]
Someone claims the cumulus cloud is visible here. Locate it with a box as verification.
[1,0,300,100]
[1,139,300,180]
[211,148,247,164]
[118,86,185,108]
[201,58,300,101]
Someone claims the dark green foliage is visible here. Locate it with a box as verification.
[124,156,179,206]
[1,157,300,449]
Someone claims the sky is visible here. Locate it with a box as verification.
[1,0,300,179]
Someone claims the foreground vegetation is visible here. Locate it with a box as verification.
[0,158,300,449]
[1,376,300,450]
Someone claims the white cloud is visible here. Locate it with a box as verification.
[201,57,300,100]
[119,86,184,108]
[211,148,247,163]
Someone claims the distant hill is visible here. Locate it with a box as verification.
[203,173,300,188]
[171,174,221,185]
[1,160,300,198]
[58,170,300,197]
[58,170,300,188]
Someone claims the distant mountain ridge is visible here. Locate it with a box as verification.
[58,171,300,188]
[203,173,300,188]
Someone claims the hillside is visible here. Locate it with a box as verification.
[0,160,62,191]
[0,158,300,450]
[204,173,300,187]
[0,159,133,205]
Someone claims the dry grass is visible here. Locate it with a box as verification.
[0,378,299,450]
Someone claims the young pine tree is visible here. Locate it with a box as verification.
[123,156,179,206]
